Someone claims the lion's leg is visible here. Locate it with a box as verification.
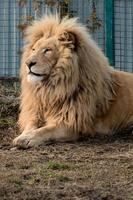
[13,124,76,149]
[22,124,37,133]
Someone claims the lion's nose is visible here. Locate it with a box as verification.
[26,61,37,69]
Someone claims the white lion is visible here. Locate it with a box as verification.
[13,15,133,148]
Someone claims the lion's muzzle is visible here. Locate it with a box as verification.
[26,60,37,70]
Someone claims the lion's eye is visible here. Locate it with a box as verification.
[32,48,35,51]
[42,48,52,54]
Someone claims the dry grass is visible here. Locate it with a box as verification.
[0,84,133,200]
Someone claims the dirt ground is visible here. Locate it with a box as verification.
[0,84,133,200]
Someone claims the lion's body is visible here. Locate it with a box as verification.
[13,15,133,148]
[95,71,133,135]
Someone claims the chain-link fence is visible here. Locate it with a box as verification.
[0,0,133,78]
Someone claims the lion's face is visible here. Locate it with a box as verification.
[26,32,76,83]
[26,37,60,82]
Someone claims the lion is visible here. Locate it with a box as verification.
[13,15,133,148]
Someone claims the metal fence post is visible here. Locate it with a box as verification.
[104,0,115,66]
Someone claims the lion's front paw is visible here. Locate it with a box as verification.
[13,132,42,149]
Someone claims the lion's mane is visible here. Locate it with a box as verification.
[19,15,117,135]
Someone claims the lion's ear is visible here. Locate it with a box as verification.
[58,31,76,49]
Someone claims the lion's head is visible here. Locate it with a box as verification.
[21,15,110,93]
[25,31,78,84]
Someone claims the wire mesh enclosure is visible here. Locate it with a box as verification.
[0,0,133,77]
[114,0,133,72]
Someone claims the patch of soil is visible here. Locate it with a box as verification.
[0,84,133,200]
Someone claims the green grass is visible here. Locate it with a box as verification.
[47,162,71,170]
[8,176,23,188]
[0,118,16,128]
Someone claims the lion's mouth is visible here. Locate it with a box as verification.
[29,71,44,77]
[28,71,50,81]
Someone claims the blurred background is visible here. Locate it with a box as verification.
[0,0,133,80]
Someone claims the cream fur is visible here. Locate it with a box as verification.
[13,15,133,148]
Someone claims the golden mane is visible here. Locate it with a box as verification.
[19,15,117,134]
